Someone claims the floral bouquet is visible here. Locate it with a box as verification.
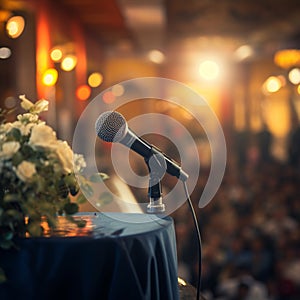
[0,95,105,281]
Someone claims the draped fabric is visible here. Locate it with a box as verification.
[0,213,179,300]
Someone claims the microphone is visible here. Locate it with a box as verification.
[95,111,189,181]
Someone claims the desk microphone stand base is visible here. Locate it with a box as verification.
[147,197,165,214]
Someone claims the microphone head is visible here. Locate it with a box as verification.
[95,111,128,143]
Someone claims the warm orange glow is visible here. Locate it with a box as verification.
[36,4,52,98]
[0,10,12,22]
[263,98,290,138]
[61,55,77,71]
[102,91,115,104]
[6,15,25,38]
[274,49,300,69]
[76,85,91,101]
[199,60,220,80]
[42,68,58,86]
[88,72,103,87]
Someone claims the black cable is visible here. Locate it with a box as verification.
[183,181,202,300]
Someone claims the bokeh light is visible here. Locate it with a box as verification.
[4,96,17,108]
[263,76,282,94]
[234,45,254,61]
[0,47,11,59]
[50,47,63,62]
[42,68,58,86]
[76,85,91,101]
[147,49,165,64]
[198,60,220,80]
[6,16,25,38]
[111,84,124,96]
[288,68,300,85]
[61,55,77,71]
[102,91,115,104]
[88,72,103,87]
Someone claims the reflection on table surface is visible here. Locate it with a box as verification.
[40,212,175,237]
[0,212,179,300]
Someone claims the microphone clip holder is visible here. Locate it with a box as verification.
[145,152,166,214]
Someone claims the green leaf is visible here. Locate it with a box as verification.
[0,267,7,284]
[64,174,79,196]
[89,173,109,183]
[74,219,87,228]
[64,203,79,215]
[3,194,20,203]
[76,193,87,204]
[3,231,13,241]
[0,239,14,250]
[27,221,43,237]
[6,128,21,140]
[80,183,94,198]
[3,209,24,222]
[21,144,35,158]
[12,152,24,166]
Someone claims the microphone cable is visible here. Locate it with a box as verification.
[183,181,202,300]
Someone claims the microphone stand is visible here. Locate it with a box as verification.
[144,153,166,214]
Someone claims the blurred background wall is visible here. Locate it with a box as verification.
[1,0,300,298]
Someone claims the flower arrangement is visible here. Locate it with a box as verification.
[0,95,105,282]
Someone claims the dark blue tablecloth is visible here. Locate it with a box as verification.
[0,212,179,300]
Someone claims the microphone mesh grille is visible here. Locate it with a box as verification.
[95,111,127,142]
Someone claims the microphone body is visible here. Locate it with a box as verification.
[95,111,189,181]
[121,129,188,181]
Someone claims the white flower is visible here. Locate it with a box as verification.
[9,120,35,136]
[29,123,57,148]
[19,95,49,114]
[19,95,34,110]
[54,141,74,174]
[16,161,36,181]
[1,122,13,133]
[17,113,39,124]
[74,154,86,173]
[0,141,20,159]
[21,123,35,136]
[31,99,49,114]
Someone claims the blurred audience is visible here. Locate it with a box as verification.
[172,140,300,300]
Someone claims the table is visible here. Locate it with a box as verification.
[0,212,179,300]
